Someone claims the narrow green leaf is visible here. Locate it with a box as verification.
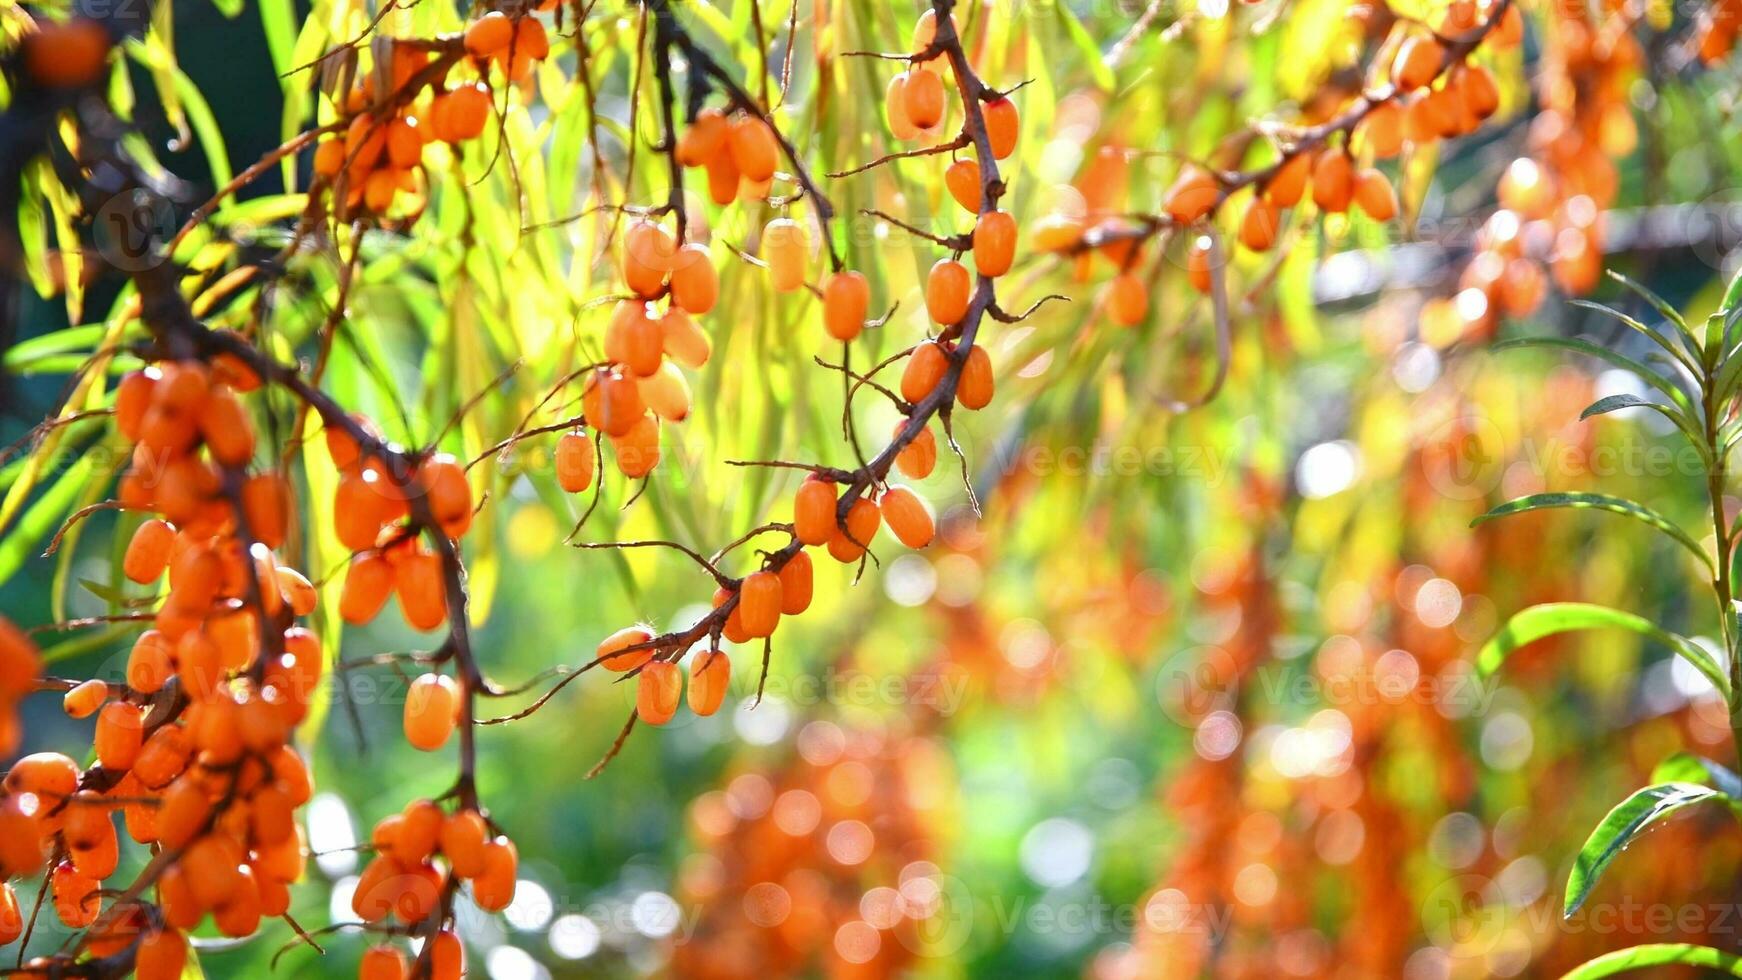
[1568,299,1697,374]
[1606,269,1694,343]
[1055,5,1114,92]
[1578,393,1705,450]
[1492,336,1693,412]
[1567,783,1726,914]
[1650,751,1742,798]
[1472,492,1711,571]
[1560,943,1742,979]
[1478,602,1728,697]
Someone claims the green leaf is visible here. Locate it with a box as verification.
[1472,492,1711,571]
[1477,602,1729,697]
[1578,393,1705,449]
[1055,5,1114,92]
[1566,782,1726,915]
[1492,336,1693,413]
[1606,269,1696,349]
[1650,751,1742,797]
[1568,299,1697,374]
[1560,944,1742,979]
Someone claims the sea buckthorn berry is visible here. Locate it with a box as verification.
[361,944,410,980]
[7,751,78,800]
[637,661,682,726]
[728,114,779,182]
[441,810,491,878]
[1107,272,1150,326]
[903,67,946,129]
[886,73,919,140]
[669,244,718,314]
[610,414,661,479]
[556,431,597,492]
[705,151,740,205]
[912,8,954,61]
[624,219,675,298]
[902,341,951,404]
[1391,35,1444,92]
[1239,196,1281,252]
[1358,101,1406,158]
[0,884,18,947]
[779,551,814,615]
[419,453,473,539]
[63,678,107,719]
[639,364,692,422]
[115,369,157,441]
[598,626,654,672]
[793,477,838,546]
[1263,152,1313,208]
[896,422,938,479]
[945,158,981,212]
[136,928,188,980]
[973,210,1017,277]
[277,566,318,616]
[833,496,882,559]
[22,18,110,89]
[1311,151,1354,213]
[242,472,291,549]
[688,651,730,717]
[464,12,514,56]
[341,552,395,624]
[397,550,449,631]
[1486,0,1523,46]
[880,486,935,548]
[134,727,191,789]
[51,861,99,928]
[473,838,519,911]
[386,118,422,169]
[95,702,144,770]
[1031,214,1084,252]
[678,107,728,166]
[1458,62,1500,119]
[432,83,491,143]
[583,368,646,438]
[662,308,712,368]
[739,570,783,638]
[925,260,972,325]
[1164,168,1221,224]
[983,97,1019,159]
[956,346,994,410]
[404,673,459,751]
[716,586,752,645]
[762,218,810,293]
[1354,168,1399,221]
[823,270,871,341]
[430,930,465,980]
[1187,238,1214,294]
[127,630,173,693]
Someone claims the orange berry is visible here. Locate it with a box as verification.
[739,570,783,638]
[956,346,994,410]
[115,369,157,442]
[441,810,491,878]
[1031,214,1084,252]
[880,485,935,549]
[341,552,395,624]
[945,158,981,212]
[925,259,972,324]
[973,210,1017,277]
[430,930,465,980]
[276,566,318,616]
[7,751,78,800]
[636,661,682,726]
[314,139,346,179]
[556,431,597,493]
[677,107,728,166]
[661,308,712,368]
[472,838,518,911]
[793,478,838,546]
[728,114,780,182]
[1164,168,1221,224]
[903,67,946,129]
[418,453,473,539]
[583,368,646,438]
[0,884,18,947]
[1186,238,1213,294]
[464,12,514,57]
[51,861,99,928]
[762,218,809,293]
[63,678,107,719]
[896,422,937,479]
[669,244,718,314]
[778,551,813,615]
[983,97,1019,159]
[902,341,951,404]
[22,18,110,90]
[1392,35,1444,92]
[623,219,675,298]
[127,630,173,693]
[598,626,654,672]
[886,73,919,140]
[360,944,410,980]
[705,150,740,205]
[241,472,291,549]
[638,363,692,422]
[1459,62,1500,120]
[396,549,448,631]
[404,673,459,751]
[1107,272,1149,326]
[836,496,882,557]
[1358,100,1406,158]
[136,929,188,980]
[95,702,144,770]
[823,270,871,341]
[1263,152,1314,208]
[1311,151,1354,213]
[688,651,731,717]
[1239,196,1281,252]
[610,414,661,479]
[1354,168,1399,221]
[433,83,491,143]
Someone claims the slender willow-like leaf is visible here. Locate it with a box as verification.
[1560,943,1742,979]
[1650,751,1742,798]
[1569,299,1699,376]
[1477,602,1729,698]
[1606,269,1697,351]
[1565,782,1725,915]
[1472,492,1712,572]
[1578,393,1706,453]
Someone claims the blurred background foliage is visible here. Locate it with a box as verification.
[6,0,1742,977]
